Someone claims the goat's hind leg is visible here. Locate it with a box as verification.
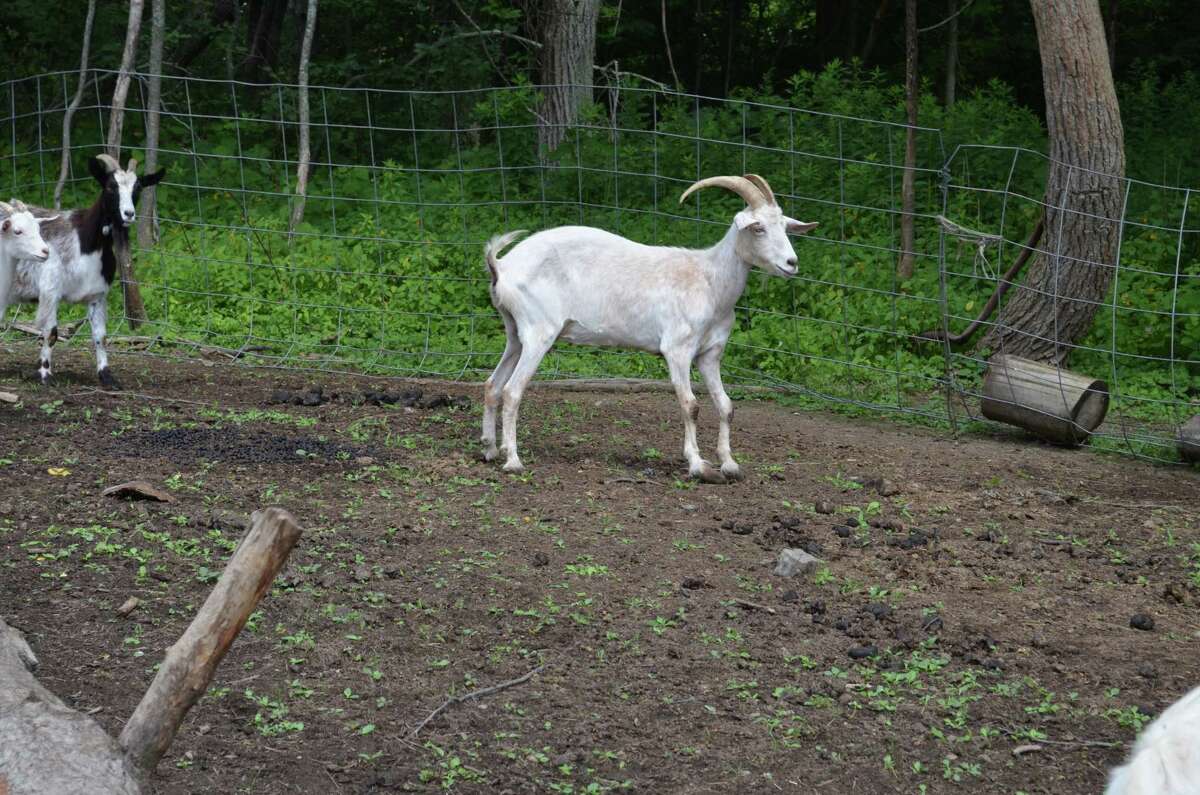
[665,350,725,484]
[88,298,119,389]
[499,331,554,474]
[482,309,521,461]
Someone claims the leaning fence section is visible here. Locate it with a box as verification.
[1,73,1196,462]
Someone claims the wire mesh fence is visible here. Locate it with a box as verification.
[0,70,1196,462]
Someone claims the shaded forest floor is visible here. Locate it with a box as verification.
[1,348,1198,794]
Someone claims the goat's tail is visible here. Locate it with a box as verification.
[483,230,528,286]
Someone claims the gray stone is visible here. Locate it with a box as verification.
[773,548,822,578]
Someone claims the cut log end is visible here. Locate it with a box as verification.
[1179,415,1200,464]
[980,354,1110,446]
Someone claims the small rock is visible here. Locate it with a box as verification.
[732,523,755,536]
[1130,613,1155,631]
[780,589,799,603]
[116,597,140,616]
[531,552,549,568]
[681,577,709,590]
[982,657,1005,671]
[269,388,294,404]
[1136,662,1158,679]
[355,456,376,466]
[353,567,371,582]
[837,691,853,705]
[720,519,735,530]
[1163,583,1189,605]
[833,525,852,538]
[876,479,900,497]
[848,644,878,660]
[198,724,212,735]
[814,501,835,515]
[773,548,822,578]
[863,602,892,621]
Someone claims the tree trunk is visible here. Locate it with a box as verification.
[722,0,741,95]
[898,0,918,280]
[537,0,601,154]
[138,0,165,250]
[944,0,958,106]
[979,0,1125,364]
[53,0,96,210]
[106,0,145,160]
[661,0,682,90]
[860,0,892,63]
[288,0,319,233]
[107,0,148,329]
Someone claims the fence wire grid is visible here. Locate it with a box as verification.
[0,70,1196,463]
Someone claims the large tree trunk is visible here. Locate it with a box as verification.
[288,0,319,233]
[138,0,165,250]
[107,0,149,329]
[979,0,1125,364]
[944,0,958,106]
[898,0,918,280]
[53,0,96,209]
[537,0,601,154]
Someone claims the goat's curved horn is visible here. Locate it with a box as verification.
[10,198,28,212]
[679,175,768,209]
[0,200,12,215]
[743,174,777,207]
[126,158,138,174]
[95,153,121,173]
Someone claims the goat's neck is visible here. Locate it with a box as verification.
[699,223,751,312]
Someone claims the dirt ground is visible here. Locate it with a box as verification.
[1,347,1198,794]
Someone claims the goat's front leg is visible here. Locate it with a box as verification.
[665,351,724,484]
[87,298,119,389]
[34,292,61,385]
[696,345,741,481]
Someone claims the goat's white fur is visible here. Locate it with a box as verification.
[480,173,817,482]
[0,199,56,325]
[1104,684,1200,795]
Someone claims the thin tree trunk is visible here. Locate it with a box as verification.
[106,0,145,159]
[661,0,682,90]
[898,0,918,280]
[944,0,957,106]
[53,0,97,209]
[108,0,148,328]
[536,0,602,155]
[979,0,1125,364]
[138,0,164,249]
[289,0,319,232]
[722,0,740,95]
[860,0,892,63]
[226,0,241,81]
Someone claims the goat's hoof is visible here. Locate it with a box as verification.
[98,368,120,390]
[693,462,727,485]
[721,461,743,481]
[38,373,52,387]
[502,460,525,474]
[482,447,499,462]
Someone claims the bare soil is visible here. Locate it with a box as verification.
[1,348,1198,794]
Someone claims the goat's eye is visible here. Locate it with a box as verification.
[752,224,766,236]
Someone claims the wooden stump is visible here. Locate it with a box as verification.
[1180,415,1200,464]
[980,354,1109,446]
[0,507,301,793]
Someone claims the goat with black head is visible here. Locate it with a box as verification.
[2,154,165,387]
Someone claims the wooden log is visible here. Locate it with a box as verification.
[0,618,141,795]
[980,354,1109,446]
[1180,415,1200,464]
[119,507,301,773]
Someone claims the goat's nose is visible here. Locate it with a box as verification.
[786,257,797,268]
[40,247,49,258]
[123,210,135,218]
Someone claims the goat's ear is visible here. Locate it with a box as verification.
[734,210,761,231]
[139,168,167,188]
[88,156,111,186]
[784,217,818,235]
[1,219,9,233]
[37,214,61,225]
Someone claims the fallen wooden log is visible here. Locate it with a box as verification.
[1180,415,1200,464]
[980,354,1109,446]
[0,506,302,794]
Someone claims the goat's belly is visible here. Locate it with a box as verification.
[559,320,660,353]
[60,271,109,304]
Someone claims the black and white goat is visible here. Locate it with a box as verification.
[3,154,165,387]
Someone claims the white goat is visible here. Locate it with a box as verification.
[480,173,817,482]
[0,199,56,322]
[1105,684,1200,795]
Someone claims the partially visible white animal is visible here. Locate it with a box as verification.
[1105,684,1200,795]
[480,173,817,483]
[0,199,56,321]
